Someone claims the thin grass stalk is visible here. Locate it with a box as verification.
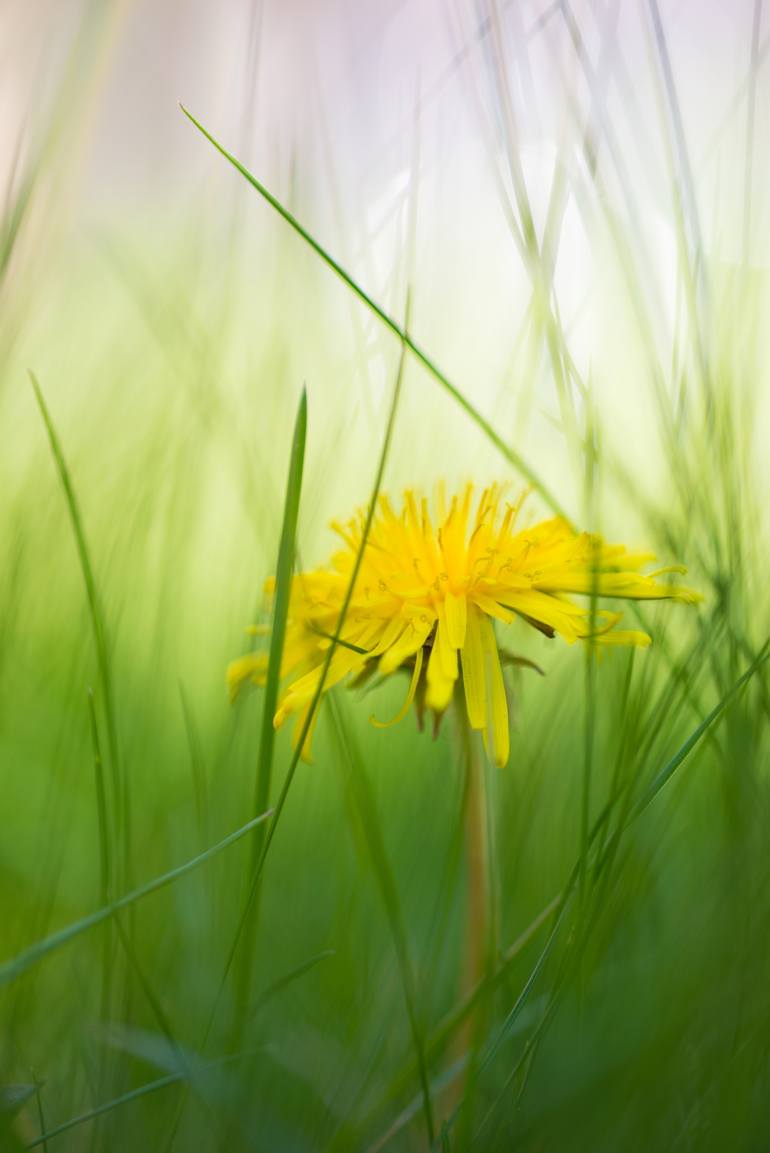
[87,689,113,1008]
[0,811,272,988]
[31,1079,47,1153]
[86,689,114,1153]
[26,1073,185,1149]
[27,1041,302,1151]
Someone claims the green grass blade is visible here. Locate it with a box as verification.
[86,687,116,1131]
[435,643,769,1143]
[25,1073,184,1149]
[178,105,571,524]
[253,387,307,822]
[200,331,408,1057]
[234,387,307,1030]
[630,640,770,822]
[249,949,336,1018]
[32,1082,47,1153]
[0,810,272,988]
[87,688,113,908]
[25,1040,281,1150]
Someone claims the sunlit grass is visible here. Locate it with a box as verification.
[1,4,770,1152]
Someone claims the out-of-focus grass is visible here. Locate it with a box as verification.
[2,3,770,1151]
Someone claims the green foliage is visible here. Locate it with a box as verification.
[2,7,770,1152]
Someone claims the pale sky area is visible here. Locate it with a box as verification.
[2,0,769,518]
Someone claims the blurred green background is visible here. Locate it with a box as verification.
[1,1,770,1150]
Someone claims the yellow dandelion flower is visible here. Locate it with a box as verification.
[229,484,700,767]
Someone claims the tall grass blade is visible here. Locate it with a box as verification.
[179,105,571,523]
[198,325,409,1056]
[234,387,307,1034]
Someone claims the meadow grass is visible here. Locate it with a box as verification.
[2,4,770,1151]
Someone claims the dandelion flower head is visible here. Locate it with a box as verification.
[229,484,700,766]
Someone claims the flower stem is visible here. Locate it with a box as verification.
[463,722,491,994]
[449,697,495,1140]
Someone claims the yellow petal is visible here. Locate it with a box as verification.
[444,590,467,649]
[592,629,652,647]
[471,592,515,624]
[460,604,486,729]
[274,648,365,727]
[370,646,424,729]
[227,653,268,700]
[370,616,409,659]
[501,589,588,642]
[435,601,459,680]
[425,621,457,711]
[378,617,433,675]
[479,613,509,767]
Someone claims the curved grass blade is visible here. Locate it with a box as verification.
[178,105,571,525]
[29,372,127,887]
[0,810,272,988]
